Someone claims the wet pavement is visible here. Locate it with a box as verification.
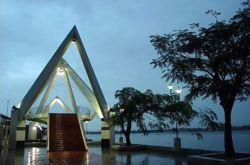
[0,145,187,165]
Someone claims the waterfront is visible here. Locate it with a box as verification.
[0,130,249,164]
[0,145,187,165]
[87,130,250,153]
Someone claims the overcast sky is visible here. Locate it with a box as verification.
[1,0,249,131]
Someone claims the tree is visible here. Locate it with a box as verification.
[151,94,197,139]
[110,87,156,146]
[150,1,250,157]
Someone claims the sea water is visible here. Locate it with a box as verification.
[87,130,250,153]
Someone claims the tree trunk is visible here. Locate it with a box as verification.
[125,112,132,146]
[223,107,235,157]
[125,132,131,146]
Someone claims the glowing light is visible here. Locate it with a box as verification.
[32,148,36,162]
[167,83,174,90]
[35,124,42,131]
[54,97,62,105]
[16,102,21,108]
[57,67,64,75]
[55,96,60,102]
[86,152,89,164]
[175,87,182,94]
[71,39,77,48]
[32,126,37,130]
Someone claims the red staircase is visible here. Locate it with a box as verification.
[49,113,87,151]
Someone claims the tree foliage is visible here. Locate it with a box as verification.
[199,109,223,130]
[151,94,197,129]
[110,87,157,145]
[110,88,221,145]
[150,1,250,156]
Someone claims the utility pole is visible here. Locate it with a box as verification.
[6,100,10,116]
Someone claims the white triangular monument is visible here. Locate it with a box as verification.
[9,26,114,150]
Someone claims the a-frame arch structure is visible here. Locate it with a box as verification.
[25,58,100,124]
[9,26,114,150]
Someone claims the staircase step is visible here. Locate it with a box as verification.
[49,113,86,151]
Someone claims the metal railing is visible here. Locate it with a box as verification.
[25,106,93,121]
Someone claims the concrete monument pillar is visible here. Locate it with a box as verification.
[9,110,18,151]
[101,119,115,147]
[16,121,26,149]
[9,109,26,150]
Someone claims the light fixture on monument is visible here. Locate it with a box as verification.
[57,67,64,75]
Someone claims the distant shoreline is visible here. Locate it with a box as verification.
[87,125,250,134]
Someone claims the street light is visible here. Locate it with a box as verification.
[175,87,182,100]
[119,108,124,143]
[167,83,174,95]
[167,83,182,96]
[168,84,182,137]
[175,87,182,94]
[167,84,182,150]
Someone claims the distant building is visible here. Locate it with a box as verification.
[0,113,10,151]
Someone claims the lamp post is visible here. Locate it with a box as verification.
[167,84,182,151]
[175,87,182,139]
[167,84,174,95]
[175,87,182,99]
[119,108,124,143]
[6,100,9,116]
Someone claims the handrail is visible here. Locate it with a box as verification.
[25,105,93,121]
